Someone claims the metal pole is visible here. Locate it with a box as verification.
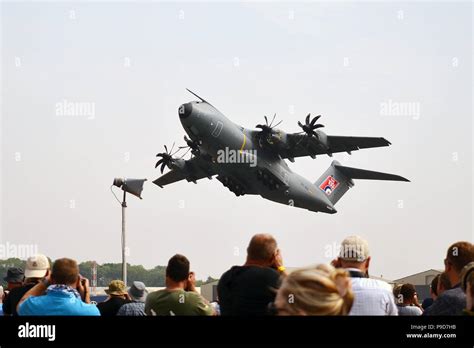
[121,190,127,286]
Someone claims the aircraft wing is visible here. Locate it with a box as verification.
[152,156,216,187]
[280,134,392,159]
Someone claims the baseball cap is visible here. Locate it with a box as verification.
[24,254,50,279]
[339,235,370,262]
[105,280,128,296]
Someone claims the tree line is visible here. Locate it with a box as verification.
[0,258,218,287]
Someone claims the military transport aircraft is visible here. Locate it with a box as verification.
[153,90,409,214]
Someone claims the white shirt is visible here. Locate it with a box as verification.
[346,269,398,316]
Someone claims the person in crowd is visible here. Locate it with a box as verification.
[2,267,24,310]
[460,261,474,315]
[396,283,423,316]
[218,234,285,316]
[3,267,24,292]
[97,280,131,316]
[117,281,147,316]
[332,235,397,315]
[422,274,439,309]
[3,255,50,316]
[424,241,474,315]
[437,272,452,297]
[272,264,353,315]
[145,254,213,316]
[430,274,440,300]
[17,258,99,316]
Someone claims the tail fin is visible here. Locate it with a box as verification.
[315,160,410,205]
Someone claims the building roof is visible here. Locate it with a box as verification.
[392,269,443,284]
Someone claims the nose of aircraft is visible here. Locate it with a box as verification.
[178,103,193,119]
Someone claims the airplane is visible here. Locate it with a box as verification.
[152,89,409,214]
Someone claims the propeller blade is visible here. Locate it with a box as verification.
[264,115,269,126]
[164,145,168,153]
[270,113,276,127]
[310,115,321,127]
[313,124,325,129]
[273,120,283,128]
[160,162,166,174]
[180,147,191,158]
[297,121,304,128]
[155,158,164,168]
[305,113,311,125]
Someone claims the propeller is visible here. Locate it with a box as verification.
[256,113,282,138]
[297,113,325,138]
[155,142,180,174]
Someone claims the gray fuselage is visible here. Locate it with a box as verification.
[178,101,336,213]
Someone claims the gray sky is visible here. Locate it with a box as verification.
[1,1,472,281]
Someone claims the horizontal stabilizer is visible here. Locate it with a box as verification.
[334,164,410,182]
[314,160,409,205]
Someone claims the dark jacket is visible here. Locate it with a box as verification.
[217,265,281,316]
[423,285,466,316]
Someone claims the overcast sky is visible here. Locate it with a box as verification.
[1,1,472,281]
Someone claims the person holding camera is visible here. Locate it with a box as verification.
[17,258,99,316]
[3,255,50,316]
[145,254,214,316]
[217,233,286,316]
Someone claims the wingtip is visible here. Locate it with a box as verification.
[152,179,163,188]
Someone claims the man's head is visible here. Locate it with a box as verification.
[166,254,190,284]
[399,283,418,305]
[105,280,128,298]
[25,254,50,283]
[437,272,451,297]
[50,258,79,287]
[430,274,440,300]
[246,233,278,266]
[444,241,474,286]
[337,236,371,274]
[3,267,24,290]
[460,262,474,312]
[128,281,148,303]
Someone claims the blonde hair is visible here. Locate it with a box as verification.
[277,264,353,315]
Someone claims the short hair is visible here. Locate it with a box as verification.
[166,254,190,282]
[247,234,277,261]
[51,258,79,286]
[430,275,440,296]
[277,264,353,315]
[438,272,451,291]
[446,241,474,273]
[399,283,417,302]
[460,262,474,298]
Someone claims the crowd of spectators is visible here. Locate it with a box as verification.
[1,236,473,316]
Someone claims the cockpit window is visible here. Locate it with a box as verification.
[212,121,223,137]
